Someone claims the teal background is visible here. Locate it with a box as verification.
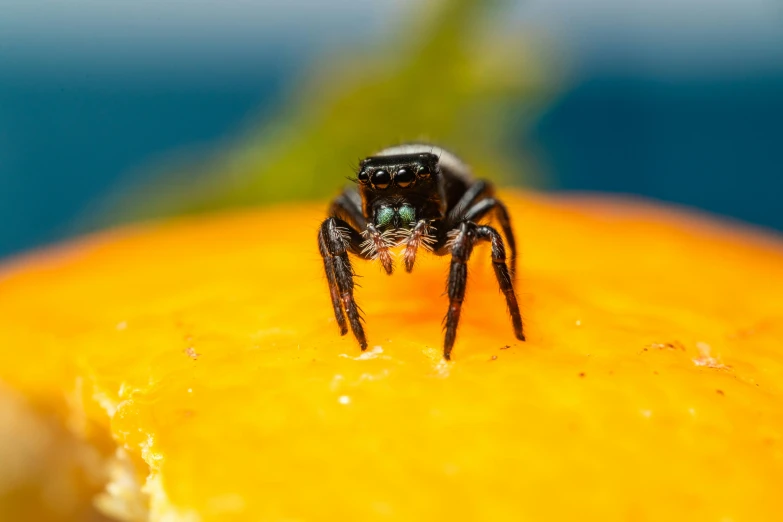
[1,0,781,258]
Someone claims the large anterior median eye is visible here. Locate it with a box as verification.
[395,168,414,187]
[376,207,394,228]
[398,204,416,226]
[371,169,391,189]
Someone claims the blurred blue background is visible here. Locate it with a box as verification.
[1,0,782,259]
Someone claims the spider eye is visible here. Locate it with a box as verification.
[417,165,431,179]
[395,168,414,187]
[357,170,370,184]
[371,169,391,189]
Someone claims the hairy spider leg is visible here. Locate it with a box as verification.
[440,222,474,360]
[437,221,524,360]
[463,197,518,278]
[318,230,347,335]
[330,189,395,275]
[474,225,525,343]
[318,218,368,350]
[403,219,438,272]
[364,224,395,275]
[329,190,367,230]
[447,179,493,219]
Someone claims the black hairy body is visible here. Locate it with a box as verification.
[317,144,525,360]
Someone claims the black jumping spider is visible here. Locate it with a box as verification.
[318,144,524,360]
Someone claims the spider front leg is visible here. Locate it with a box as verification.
[329,189,395,275]
[318,217,368,350]
[440,222,475,360]
[438,221,524,360]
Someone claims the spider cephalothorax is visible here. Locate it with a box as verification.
[318,144,525,360]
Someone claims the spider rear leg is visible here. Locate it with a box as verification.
[318,217,368,350]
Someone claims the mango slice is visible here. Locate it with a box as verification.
[1,192,782,521]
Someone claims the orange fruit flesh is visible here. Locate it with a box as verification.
[0,191,782,521]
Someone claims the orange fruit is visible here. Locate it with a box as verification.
[0,191,781,521]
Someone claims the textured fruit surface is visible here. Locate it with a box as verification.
[1,192,782,521]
